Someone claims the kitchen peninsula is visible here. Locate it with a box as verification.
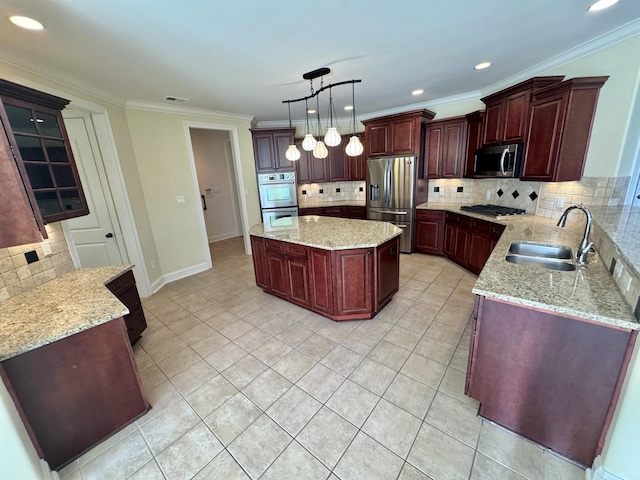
[0,266,149,470]
[249,216,401,321]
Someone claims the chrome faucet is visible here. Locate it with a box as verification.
[556,205,593,264]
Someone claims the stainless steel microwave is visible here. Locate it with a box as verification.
[473,143,523,178]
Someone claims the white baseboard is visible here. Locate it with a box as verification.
[41,459,59,480]
[150,275,166,295]
[209,231,240,243]
[587,456,624,480]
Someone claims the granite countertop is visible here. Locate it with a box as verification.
[249,216,402,250]
[0,265,133,361]
[416,202,637,330]
[298,200,367,208]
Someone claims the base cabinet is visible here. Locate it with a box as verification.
[467,296,637,466]
[105,270,147,345]
[299,206,367,219]
[250,235,399,321]
[414,210,444,255]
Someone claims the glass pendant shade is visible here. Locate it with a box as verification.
[285,144,301,161]
[345,135,364,157]
[313,141,329,159]
[302,133,317,151]
[324,127,341,147]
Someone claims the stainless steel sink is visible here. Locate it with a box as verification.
[508,242,573,260]
[505,254,577,271]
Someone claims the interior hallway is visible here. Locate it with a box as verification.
[57,236,585,480]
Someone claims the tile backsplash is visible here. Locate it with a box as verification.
[298,181,366,206]
[0,222,74,302]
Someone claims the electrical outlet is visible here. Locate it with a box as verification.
[40,241,52,256]
[486,189,491,200]
[556,197,564,209]
[439,187,444,196]
[151,260,156,270]
[177,195,185,204]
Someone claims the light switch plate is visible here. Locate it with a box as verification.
[177,195,185,204]
[40,241,52,256]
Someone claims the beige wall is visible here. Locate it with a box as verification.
[124,107,258,277]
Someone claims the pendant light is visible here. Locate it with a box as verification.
[301,98,317,151]
[324,87,342,147]
[312,94,328,159]
[284,102,301,161]
[345,81,364,157]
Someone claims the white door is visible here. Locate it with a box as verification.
[62,113,127,267]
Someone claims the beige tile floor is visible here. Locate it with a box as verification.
[59,237,586,480]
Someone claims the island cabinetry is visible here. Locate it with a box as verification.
[423,117,468,179]
[362,109,435,157]
[466,296,637,466]
[414,210,444,255]
[521,76,608,182]
[0,318,149,470]
[250,127,295,173]
[105,270,147,345]
[480,76,564,146]
[250,234,400,321]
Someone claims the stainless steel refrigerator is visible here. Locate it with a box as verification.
[367,156,416,253]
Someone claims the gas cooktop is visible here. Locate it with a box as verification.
[459,204,527,218]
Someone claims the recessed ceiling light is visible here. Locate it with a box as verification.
[344,105,354,111]
[588,0,620,11]
[9,15,44,30]
[412,89,424,96]
[474,62,492,70]
[307,109,316,114]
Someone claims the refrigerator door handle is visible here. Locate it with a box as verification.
[385,160,392,205]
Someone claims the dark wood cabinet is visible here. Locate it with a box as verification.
[521,77,608,182]
[250,235,399,321]
[480,76,564,146]
[295,135,352,183]
[0,79,90,242]
[346,133,366,181]
[414,210,444,255]
[423,117,468,179]
[362,109,435,157]
[105,270,148,345]
[250,127,295,173]
[443,212,504,274]
[467,296,636,466]
[464,111,484,178]
[299,205,367,220]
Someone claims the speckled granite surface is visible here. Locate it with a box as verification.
[589,205,640,278]
[416,202,637,330]
[249,216,402,250]
[0,265,133,361]
[298,200,367,208]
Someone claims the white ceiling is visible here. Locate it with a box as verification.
[0,0,639,123]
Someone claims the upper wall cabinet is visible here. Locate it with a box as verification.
[423,116,468,179]
[463,110,484,178]
[0,79,89,245]
[521,76,608,182]
[362,109,435,157]
[250,127,295,173]
[480,76,564,147]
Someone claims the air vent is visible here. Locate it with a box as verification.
[165,96,189,102]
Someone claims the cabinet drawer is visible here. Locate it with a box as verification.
[118,284,142,313]
[285,244,308,259]
[264,239,284,253]
[472,218,492,234]
[105,270,135,296]
[125,307,147,345]
[416,210,443,221]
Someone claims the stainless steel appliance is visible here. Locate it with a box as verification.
[473,143,523,178]
[367,156,416,253]
[257,171,298,222]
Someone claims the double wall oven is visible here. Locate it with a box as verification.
[257,171,298,224]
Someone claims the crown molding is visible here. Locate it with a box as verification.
[125,99,255,123]
[481,18,640,98]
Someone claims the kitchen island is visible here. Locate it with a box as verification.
[249,216,402,321]
[0,266,149,470]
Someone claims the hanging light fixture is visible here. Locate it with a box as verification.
[282,68,361,159]
[284,102,301,161]
[324,86,342,147]
[312,94,328,159]
[345,81,364,157]
[301,98,317,151]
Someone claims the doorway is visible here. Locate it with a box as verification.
[183,121,252,269]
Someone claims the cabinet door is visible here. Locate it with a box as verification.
[294,140,312,183]
[468,230,492,275]
[414,210,444,255]
[464,111,484,178]
[287,257,311,307]
[344,206,367,219]
[424,124,443,179]
[367,124,389,156]
[442,120,467,178]
[274,131,294,171]
[503,91,530,143]
[327,143,347,181]
[322,206,344,217]
[309,248,333,315]
[252,133,277,172]
[482,101,503,146]
[266,250,289,298]
[376,238,399,309]
[334,248,373,316]
[311,155,329,182]
[444,219,456,256]
[250,236,270,290]
[346,133,366,181]
[391,117,417,154]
